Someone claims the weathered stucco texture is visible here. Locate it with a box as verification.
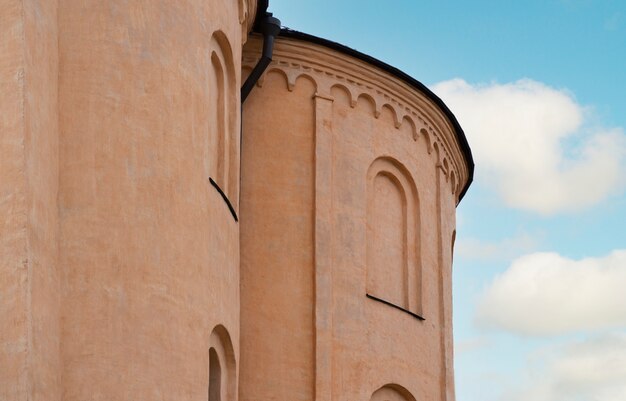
[2,1,257,400]
[58,1,252,399]
[1,1,60,400]
[241,35,469,401]
[240,70,317,401]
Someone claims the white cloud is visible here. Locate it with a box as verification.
[476,250,626,336]
[456,232,539,262]
[432,78,626,214]
[455,336,491,355]
[504,333,626,401]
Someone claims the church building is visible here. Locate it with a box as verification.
[0,1,473,400]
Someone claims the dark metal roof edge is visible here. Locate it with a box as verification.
[278,28,474,201]
[251,3,473,201]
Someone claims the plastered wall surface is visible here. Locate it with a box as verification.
[1,1,60,400]
[1,3,470,400]
[241,36,468,401]
[240,70,317,401]
[58,1,252,399]
[1,1,257,400]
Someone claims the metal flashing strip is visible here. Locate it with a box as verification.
[209,177,239,222]
[366,294,426,321]
[254,3,472,200]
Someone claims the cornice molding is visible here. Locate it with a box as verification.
[243,36,469,201]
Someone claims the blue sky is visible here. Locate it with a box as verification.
[268,1,626,399]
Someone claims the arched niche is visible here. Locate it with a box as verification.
[209,31,239,207]
[366,157,422,316]
[370,384,417,401]
[208,348,221,401]
[208,324,236,401]
[451,229,457,265]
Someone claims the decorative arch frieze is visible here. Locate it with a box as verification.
[356,93,379,117]
[381,104,402,128]
[243,39,468,200]
[401,116,418,141]
[330,83,358,107]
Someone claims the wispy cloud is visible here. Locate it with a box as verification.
[455,336,491,355]
[456,232,540,262]
[502,333,626,401]
[433,79,626,215]
[475,250,626,336]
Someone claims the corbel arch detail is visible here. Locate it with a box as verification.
[242,47,467,199]
[330,83,358,107]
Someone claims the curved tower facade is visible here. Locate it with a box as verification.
[1,2,472,401]
[240,32,472,401]
[56,1,258,399]
[1,1,258,400]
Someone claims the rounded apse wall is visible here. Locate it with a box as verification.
[240,34,470,401]
[55,1,257,399]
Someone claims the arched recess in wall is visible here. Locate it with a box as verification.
[370,384,417,401]
[451,229,457,265]
[366,157,422,316]
[209,31,239,207]
[208,324,236,401]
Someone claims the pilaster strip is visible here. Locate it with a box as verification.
[436,165,448,401]
[437,164,456,401]
[313,93,334,401]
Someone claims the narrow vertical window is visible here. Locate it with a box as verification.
[208,348,221,401]
[208,325,235,401]
[368,172,407,309]
[208,50,222,182]
[208,31,238,213]
[366,157,421,317]
[211,52,227,194]
[370,384,416,401]
[451,229,456,265]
